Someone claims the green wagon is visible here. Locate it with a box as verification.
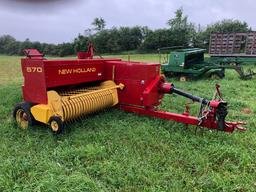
[160,47,255,81]
[209,32,256,65]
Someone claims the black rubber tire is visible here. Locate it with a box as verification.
[163,71,173,77]
[218,70,225,78]
[13,102,36,128]
[48,116,64,134]
[210,70,225,79]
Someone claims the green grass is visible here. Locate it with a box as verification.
[0,54,256,191]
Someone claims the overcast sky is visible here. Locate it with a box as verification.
[0,0,255,44]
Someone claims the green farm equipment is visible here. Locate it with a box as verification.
[160,47,255,81]
[209,32,256,65]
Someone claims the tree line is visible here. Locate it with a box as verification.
[0,8,251,57]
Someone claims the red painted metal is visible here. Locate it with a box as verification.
[77,42,95,59]
[160,82,173,94]
[119,105,245,132]
[21,57,121,104]
[104,60,162,107]
[23,49,44,59]
[20,43,246,133]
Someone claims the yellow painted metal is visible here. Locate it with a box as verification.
[16,109,29,129]
[50,120,59,132]
[31,80,124,124]
[47,90,63,119]
[31,104,53,124]
[61,80,124,121]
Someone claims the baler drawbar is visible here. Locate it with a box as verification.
[13,44,246,134]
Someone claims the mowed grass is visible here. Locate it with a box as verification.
[0,54,256,191]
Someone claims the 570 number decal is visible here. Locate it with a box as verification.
[26,67,43,73]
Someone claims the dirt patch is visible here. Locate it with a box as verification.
[242,108,253,114]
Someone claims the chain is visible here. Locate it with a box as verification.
[197,101,210,126]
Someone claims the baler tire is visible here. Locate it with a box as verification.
[49,116,64,134]
[13,102,35,129]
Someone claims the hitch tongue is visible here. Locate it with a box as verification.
[161,82,247,132]
[225,121,247,132]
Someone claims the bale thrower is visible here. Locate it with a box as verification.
[13,44,246,134]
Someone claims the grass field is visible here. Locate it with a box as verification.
[0,54,256,191]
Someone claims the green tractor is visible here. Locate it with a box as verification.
[160,47,255,81]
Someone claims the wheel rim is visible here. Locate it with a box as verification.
[180,76,187,81]
[51,120,59,132]
[16,109,29,129]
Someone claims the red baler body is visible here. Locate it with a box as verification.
[21,57,162,108]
